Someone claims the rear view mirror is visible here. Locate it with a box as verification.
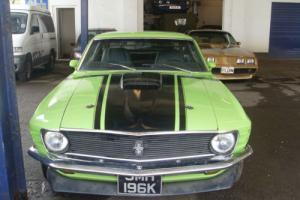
[31,26,39,34]
[69,60,79,69]
[207,61,216,71]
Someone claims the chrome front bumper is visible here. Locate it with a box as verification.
[28,145,253,176]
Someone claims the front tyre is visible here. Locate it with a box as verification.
[45,52,55,72]
[17,59,32,82]
[41,164,48,179]
[234,161,244,183]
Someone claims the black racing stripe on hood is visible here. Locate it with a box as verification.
[94,75,108,129]
[105,74,176,132]
[178,77,186,130]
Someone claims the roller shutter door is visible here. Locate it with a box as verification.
[269,3,300,58]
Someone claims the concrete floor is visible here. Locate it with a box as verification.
[17,58,300,200]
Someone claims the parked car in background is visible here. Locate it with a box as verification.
[28,32,252,197]
[72,28,116,59]
[153,0,190,13]
[11,5,56,81]
[188,29,258,80]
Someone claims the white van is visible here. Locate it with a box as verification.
[10,5,57,81]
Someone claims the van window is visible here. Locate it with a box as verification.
[11,12,28,34]
[30,14,40,34]
[39,14,55,33]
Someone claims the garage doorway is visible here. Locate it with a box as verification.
[144,0,223,32]
[57,8,75,59]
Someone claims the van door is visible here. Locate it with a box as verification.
[39,14,56,62]
[28,14,43,66]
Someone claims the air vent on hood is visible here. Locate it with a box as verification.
[121,73,162,90]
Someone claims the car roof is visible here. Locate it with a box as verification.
[94,31,194,41]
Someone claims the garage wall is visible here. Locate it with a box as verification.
[223,0,300,53]
[88,0,144,32]
[197,0,223,28]
[49,0,144,40]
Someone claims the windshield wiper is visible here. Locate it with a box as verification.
[149,63,193,73]
[106,63,136,71]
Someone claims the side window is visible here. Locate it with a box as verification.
[39,14,55,33]
[227,34,237,45]
[30,14,40,34]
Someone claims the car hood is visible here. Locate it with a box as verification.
[202,47,255,58]
[31,73,250,132]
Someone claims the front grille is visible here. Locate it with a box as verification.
[212,68,257,75]
[62,131,215,160]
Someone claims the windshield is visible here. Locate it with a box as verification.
[80,39,206,72]
[190,31,237,48]
[11,12,28,34]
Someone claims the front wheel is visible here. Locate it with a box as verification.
[45,52,55,72]
[234,161,244,183]
[41,164,48,179]
[17,59,32,82]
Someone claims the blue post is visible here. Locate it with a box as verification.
[81,0,89,53]
[0,0,28,200]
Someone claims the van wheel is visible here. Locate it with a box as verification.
[17,59,32,82]
[45,53,55,72]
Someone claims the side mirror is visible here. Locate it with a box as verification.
[69,59,79,69]
[207,61,216,71]
[31,26,39,34]
[236,42,241,46]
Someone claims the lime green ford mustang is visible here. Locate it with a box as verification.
[28,32,253,196]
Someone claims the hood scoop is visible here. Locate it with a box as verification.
[121,73,162,90]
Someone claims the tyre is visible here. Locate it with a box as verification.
[45,52,55,72]
[41,164,48,179]
[17,58,32,82]
[234,161,244,183]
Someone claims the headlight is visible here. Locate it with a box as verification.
[44,131,69,153]
[246,58,255,64]
[211,133,236,154]
[236,58,245,64]
[13,47,23,53]
[207,57,215,63]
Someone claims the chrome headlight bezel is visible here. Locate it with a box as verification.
[210,132,237,155]
[43,131,69,153]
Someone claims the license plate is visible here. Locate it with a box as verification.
[118,176,162,195]
[169,5,181,9]
[221,67,235,74]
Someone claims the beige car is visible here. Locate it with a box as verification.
[188,29,258,80]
